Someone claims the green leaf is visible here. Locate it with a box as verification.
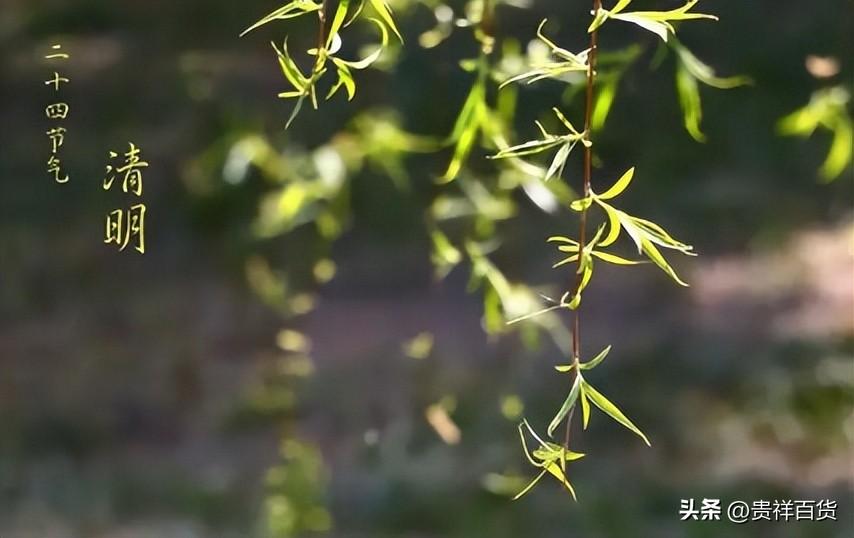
[597,167,635,199]
[777,87,852,182]
[592,75,619,131]
[532,442,585,463]
[612,14,670,41]
[271,39,308,93]
[590,250,643,265]
[515,420,584,500]
[641,237,689,286]
[491,138,564,159]
[579,345,611,370]
[327,59,356,100]
[580,387,591,429]
[512,468,548,500]
[502,20,588,87]
[675,62,706,142]
[368,0,403,42]
[582,380,651,446]
[672,40,751,89]
[569,197,594,212]
[326,0,351,49]
[441,78,487,182]
[821,116,853,181]
[339,18,389,69]
[598,203,621,247]
[544,461,578,500]
[241,0,321,37]
[552,254,579,269]
[599,0,718,42]
[429,228,462,278]
[630,215,694,253]
[545,142,572,182]
[609,0,635,16]
[547,373,582,437]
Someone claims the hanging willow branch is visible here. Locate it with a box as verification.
[502,0,740,500]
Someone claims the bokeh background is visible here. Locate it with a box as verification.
[1,0,852,537]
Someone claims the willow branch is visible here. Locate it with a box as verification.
[563,0,601,453]
[317,0,328,52]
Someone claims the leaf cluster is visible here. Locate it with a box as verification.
[778,86,852,182]
[243,0,402,127]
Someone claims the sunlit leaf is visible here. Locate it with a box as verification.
[582,380,651,446]
[672,39,751,89]
[545,141,572,181]
[821,116,853,181]
[515,419,584,500]
[779,87,852,182]
[339,18,389,69]
[328,59,356,100]
[326,0,352,48]
[501,19,588,87]
[591,0,718,42]
[640,236,689,286]
[368,0,403,42]
[580,387,591,429]
[442,79,486,182]
[430,228,462,278]
[675,62,705,141]
[547,373,582,437]
[590,250,643,265]
[597,167,634,199]
[599,203,621,246]
[579,345,611,370]
[241,0,322,37]
[272,39,308,93]
[592,75,619,131]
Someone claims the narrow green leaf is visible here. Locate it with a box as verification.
[610,0,635,16]
[579,345,611,370]
[673,40,751,89]
[512,468,548,500]
[598,167,635,200]
[618,211,644,254]
[340,17,389,69]
[820,117,853,181]
[570,197,594,212]
[328,59,356,100]
[545,142,572,182]
[552,254,579,269]
[547,374,582,437]
[547,236,579,245]
[631,215,694,253]
[580,386,591,429]
[241,0,321,37]
[583,380,651,446]
[641,237,689,286]
[675,62,705,142]
[592,75,619,131]
[613,14,670,41]
[443,118,480,182]
[368,0,403,42]
[590,250,644,265]
[598,203,622,246]
[326,0,351,48]
[272,39,308,92]
[544,461,578,501]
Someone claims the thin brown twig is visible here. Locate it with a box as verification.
[317,0,328,52]
[563,0,601,454]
